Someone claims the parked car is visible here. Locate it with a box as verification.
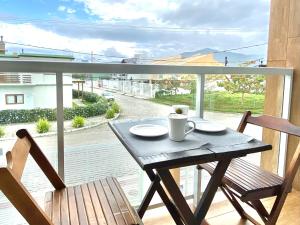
[102,92,115,101]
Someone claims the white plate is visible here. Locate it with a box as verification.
[195,121,227,132]
[129,124,168,137]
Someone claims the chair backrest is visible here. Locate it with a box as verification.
[0,129,66,225]
[237,111,300,190]
[6,136,31,180]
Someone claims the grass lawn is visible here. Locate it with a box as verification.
[151,91,265,114]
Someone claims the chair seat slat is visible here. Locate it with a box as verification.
[200,158,284,199]
[200,111,300,225]
[45,178,142,225]
[1,130,142,225]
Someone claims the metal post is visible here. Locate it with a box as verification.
[278,73,293,176]
[91,75,94,93]
[193,166,202,207]
[196,74,205,118]
[56,72,64,180]
[194,74,205,207]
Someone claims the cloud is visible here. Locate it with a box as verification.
[162,0,269,30]
[74,0,177,22]
[58,5,66,11]
[58,5,76,14]
[29,17,267,56]
[102,47,125,58]
[0,22,136,58]
[0,0,270,60]
[66,8,76,13]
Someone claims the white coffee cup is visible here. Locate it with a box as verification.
[168,113,196,142]
[172,105,189,115]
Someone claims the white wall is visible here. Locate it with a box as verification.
[0,76,73,110]
[0,86,34,110]
[31,73,72,85]
[31,84,72,108]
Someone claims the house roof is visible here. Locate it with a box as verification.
[0,53,74,60]
[18,53,74,60]
[0,54,18,58]
[152,53,222,66]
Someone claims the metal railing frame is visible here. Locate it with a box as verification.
[0,60,294,207]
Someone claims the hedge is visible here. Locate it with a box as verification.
[0,102,108,125]
[73,89,100,103]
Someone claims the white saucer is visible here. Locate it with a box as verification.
[129,124,168,137]
[195,121,226,132]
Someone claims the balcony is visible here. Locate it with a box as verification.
[0,60,296,225]
[0,74,31,84]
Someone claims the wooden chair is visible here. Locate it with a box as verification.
[198,111,300,225]
[0,129,143,225]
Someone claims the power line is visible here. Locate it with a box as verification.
[5,40,267,62]
[5,41,125,59]
[0,16,267,33]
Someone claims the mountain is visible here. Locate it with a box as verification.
[180,48,264,66]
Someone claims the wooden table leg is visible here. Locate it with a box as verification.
[157,169,196,225]
[138,173,160,218]
[158,159,231,225]
[194,159,231,222]
[138,169,184,225]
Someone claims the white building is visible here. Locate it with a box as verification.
[0,40,74,110]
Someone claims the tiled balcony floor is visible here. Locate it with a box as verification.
[143,191,300,225]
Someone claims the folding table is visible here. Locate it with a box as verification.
[109,118,272,225]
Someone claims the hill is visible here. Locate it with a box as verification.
[180,48,264,66]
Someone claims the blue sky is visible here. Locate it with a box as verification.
[0,0,95,21]
[0,0,270,62]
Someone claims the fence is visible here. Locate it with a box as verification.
[100,79,159,99]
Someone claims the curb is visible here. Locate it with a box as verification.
[0,113,120,141]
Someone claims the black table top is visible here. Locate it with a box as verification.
[109,117,272,170]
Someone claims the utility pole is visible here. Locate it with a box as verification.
[224,56,228,66]
[90,51,94,93]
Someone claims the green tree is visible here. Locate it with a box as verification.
[158,79,180,95]
[189,80,196,94]
[217,74,265,104]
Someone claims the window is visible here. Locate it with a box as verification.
[5,94,24,104]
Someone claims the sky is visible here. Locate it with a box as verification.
[0,0,271,62]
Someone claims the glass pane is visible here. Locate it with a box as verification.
[16,95,23,104]
[6,95,15,104]
[0,73,58,225]
[65,74,197,206]
[201,74,284,203]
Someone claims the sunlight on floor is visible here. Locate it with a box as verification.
[143,191,300,225]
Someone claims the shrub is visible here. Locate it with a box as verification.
[0,101,109,125]
[36,118,51,133]
[72,116,85,128]
[0,127,5,138]
[0,108,56,124]
[105,108,115,119]
[111,102,120,113]
[84,92,100,103]
[64,102,108,120]
[155,89,172,98]
[72,89,80,98]
[72,89,100,103]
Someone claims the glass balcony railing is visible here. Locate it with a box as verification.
[0,61,293,224]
